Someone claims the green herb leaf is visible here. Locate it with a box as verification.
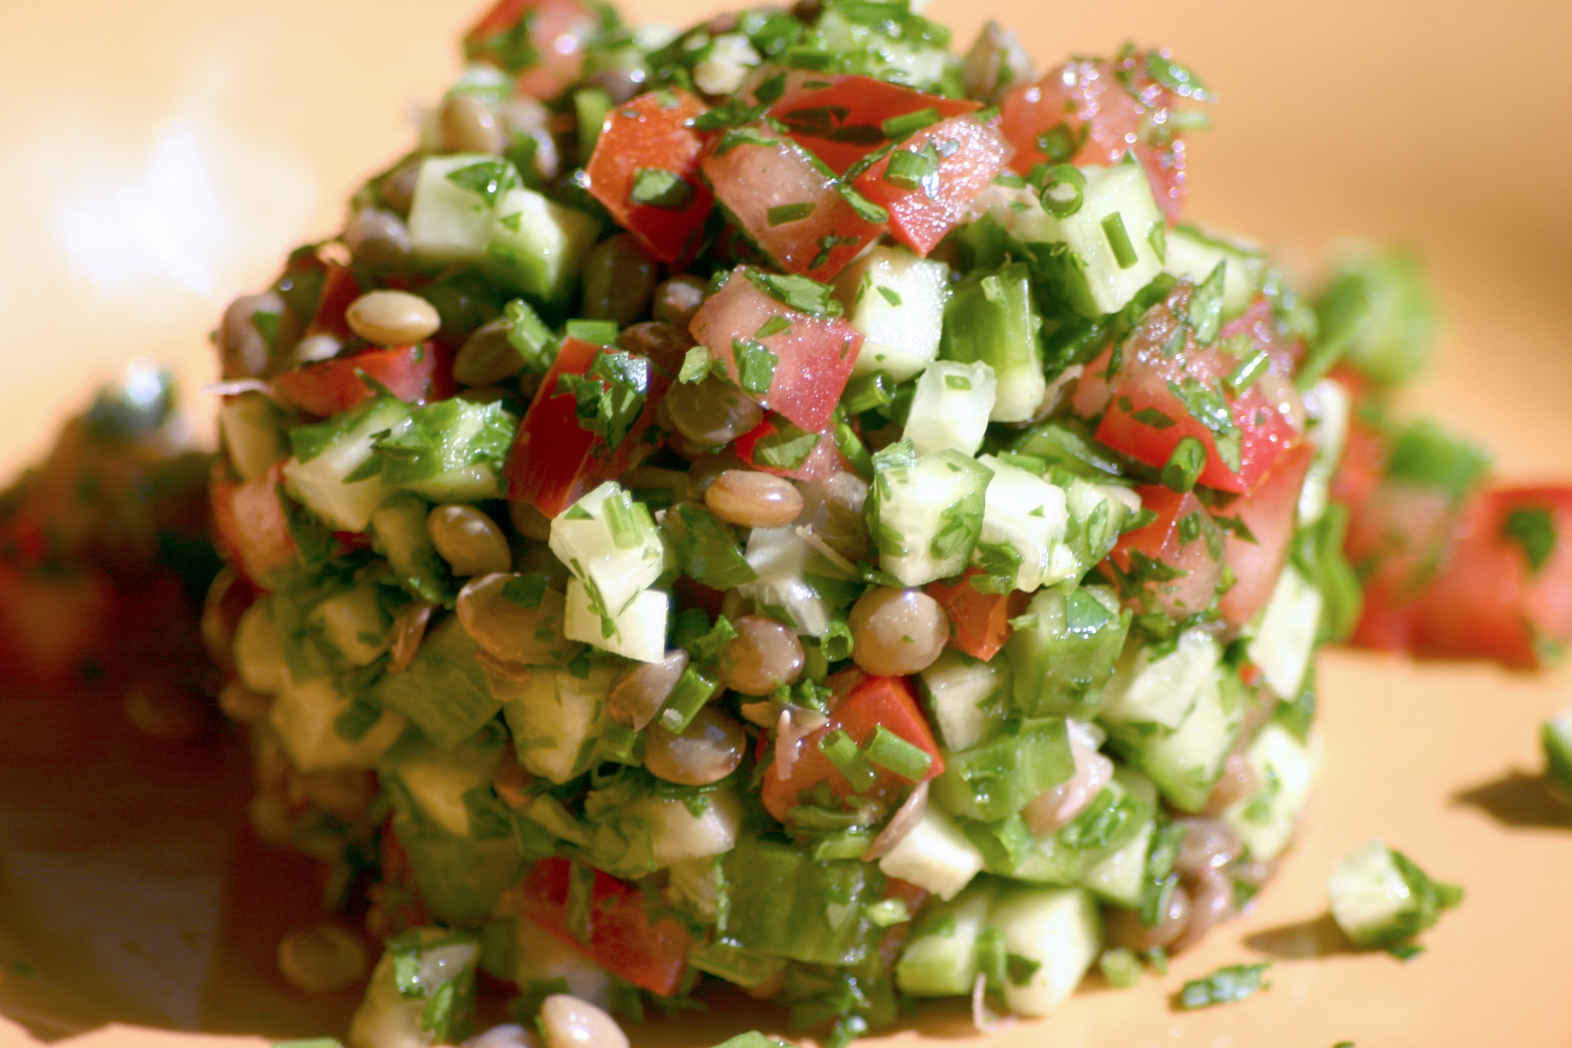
[1502,506,1556,575]
[732,338,779,394]
[1177,963,1271,1009]
[629,167,694,210]
[556,350,650,447]
[445,159,519,205]
[742,268,844,317]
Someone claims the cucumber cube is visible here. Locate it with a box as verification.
[487,185,600,304]
[373,617,504,749]
[218,392,286,483]
[1064,478,1142,570]
[549,481,665,617]
[896,881,996,996]
[1006,586,1129,718]
[876,804,986,901]
[408,154,517,264]
[834,245,950,381]
[1111,668,1245,813]
[282,397,412,532]
[381,733,505,839]
[988,886,1101,1016]
[499,662,615,783]
[1100,628,1222,730]
[933,718,1074,822]
[1081,818,1154,908]
[305,584,391,668]
[904,360,997,456]
[940,263,1046,422]
[564,581,669,663]
[1299,377,1351,523]
[1222,722,1318,862]
[269,677,406,772]
[1545,709,1572,798]
[1245,566,1323,700]
[976,454,1072,593]
[736,525,846,637]
[1328,840,1461,949]
[919,649,1010,752]
[1162,224,1266,320]
[868,443,993,587]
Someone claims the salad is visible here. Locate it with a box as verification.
[195,0,1571,1044]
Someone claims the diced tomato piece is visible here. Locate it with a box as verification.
[585,90,714,264]
[1328,373,1388,509]
[925,568,1020,662]
[1344,480,1457,652]
[733,418,847,482]
[1085,283,1304,495]
[769,74,980,175]
[464,0,599,99]
[1219,295,1305,378]
[689,266,863,433]
[274,343,448,418]
[505,338,670,517]
[510,858,693,996]
[1413,486,1572,669]
[1105,486,1222,618]
[1217,442,1314,627]
[0,561,116,683]
[210,461,297,588]
[854,116,1013,256]
[761,673,945,824]
[306,264,362,341]
[699,125,883,282]
[998,51,1196,222]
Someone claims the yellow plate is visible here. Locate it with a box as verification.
[2,1,1570,1046]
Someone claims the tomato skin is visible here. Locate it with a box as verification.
[699,126,883,282]
[1218,442,1314,627]
[1083,284,1304,495]
[464,0,598,99]
[1412,486,1572,668]
[1106,485,1222,618]
[585,90,714,264]
[209,460,297,588]
[854,115,1013,256]
[274,344,448,418]
[1344,479,1456,652]
[733,418,847,482]
[307,264,362,341]
[925,568,1020,662]
[761,673,945,824]
[688,266,863,433]
[998,53,1191,222]
[1219,295,1304,378]
[769,74,980,175]
[511,858,692,996]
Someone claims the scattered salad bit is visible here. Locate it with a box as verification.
[1175,961,1271,1009]
[1541,710,1572,801]
[1327,841,1462,956]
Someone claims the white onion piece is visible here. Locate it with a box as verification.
[864,781,929,862]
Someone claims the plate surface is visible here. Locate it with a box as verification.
[2,1,1570,1046]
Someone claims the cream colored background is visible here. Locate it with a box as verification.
[1,0,1570,1045]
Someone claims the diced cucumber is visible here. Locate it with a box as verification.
[1109,668,1245,812]
[1064,477,1142,571]
[919,649,1009,751]
[370,493,456,606]
[377,398,516,502]
[975,454,1071,593]
[1544,709,1572,798]
[218,392,286,482]
[1299,377,1351,523]
[1328,840,1461,949]
[233,600,288,695]
[877,804,986,901]
[549,481,664,617]
[381,732,505,839]
[896,880,996,997]
[486,185,600,304]
[687,941,787,990]
[564,580,669,663]
[592,788,744,870]
[667,856,724,922]
[349,928,480,1048]
[1244,566,1322,701]
[499,662,614,783]
[933,718,1073,822]
[991,767,1155,886]
[1006,586,1129,718]
[722,838,877,966]
[408,154,516,264]
[1222,723,1318,862]
[868,443,993,586]
[1313,245,1436,387]
[810,8,953,92]
[1100,629,1222,730]
[940,263,1046,422]
[988,159,1166,318]
[393,813,524,925]
[903,360,997,456]
[987,885,1101,1017]
[305,584,391,668]
[268,676,406,771]
[736,525,849,637]
[282,397,412,532]
[1162,224,1266,320]
[833,245,950,381]
[1081,817,1153,908]
[512,917,612,1008]
[372,617,503,749]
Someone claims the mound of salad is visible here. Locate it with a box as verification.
[195,0,1572,1044]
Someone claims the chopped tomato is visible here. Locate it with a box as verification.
[998,51,1196,222]
[688,266,863,433]
[0,561,115,684]
[1105,485,1222,618]
[505,338,670,517]
[768,74,979,175]
[1217,442,1314,627]
[1344,480,1457,652]
[510,858,692,996]
[1081,283,1304,495]
[209,461,297,588]
[274,343,449,418]
[699,125,882,282]
[1413,486,1572,668]
[1219,295,1304,377]
[854,115,1013,256]
[306,264,361,341]
[761,673,945,824]
[1328,376,1387,509]
[925,568,1020,661]
[733,418,847,482]
[463,0,599,99]
[585,90,714,264]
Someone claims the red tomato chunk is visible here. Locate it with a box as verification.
[464,0,600,100]
[1106,485,1222,618]
[855,115,1013,256]
[926,568,1020,662]
[274,344,448,418]
[585,90,714,264]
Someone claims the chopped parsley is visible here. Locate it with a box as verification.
[629,167,693,210]
[1177,962,1271,1009]
[1502,506,1556,575]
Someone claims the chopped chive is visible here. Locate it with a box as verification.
[1039,164,1086,218]
[629,167,693,210]
[1102,212,1139,269]
[755,315,792,339]
[819,730,879,792]
[1034,123,1081,163]
[1226,348,1271,394]
[863,725,933,781]
[880,106,941,139]
[840,372,895,415]
[766,201,815,225]
[1188,260,1228,345]
[565,318,619,345]
[835,182,890,224]
[658,665,721,733]
[1146,221,1167,263]
[884,145,941,191]
[1161,437,1207,493]
[876,285,902,307]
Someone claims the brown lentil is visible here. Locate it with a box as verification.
[848,587,949,677]
[607,650,690,729]
[720,615,805,695]
[663,375,764,449]
[1174,868,1234,952]
[456,573,575,666]
[346,290,441,347]
[508,499,554,542]
[796,470,872,559]
[440,92,506,154]
[388,601,435,672]
[378,159,423,215]
[539,994,629,1048]
[580,234,658,326]
[427,504,512,576]
[276,923,368,993]
[644,706,747,786]
[342,207,411,266]
[1108,883,1192,952]
[219,290,286,379]
[1174,818,1244,877]
[704,469,804,528]
[1206,750,1261,812]
[588,66,647,104]
[454,318,524,386]
[651,274,709,328]
[962,20,1034,101]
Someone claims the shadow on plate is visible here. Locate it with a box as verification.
[1242,914,1356,960]
[1451,769,1571,830]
